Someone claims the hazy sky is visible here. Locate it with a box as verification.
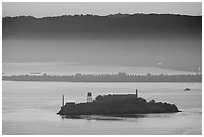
[2,2,202,17]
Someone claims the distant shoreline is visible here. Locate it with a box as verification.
[2,80,202,83]
[2,73,201,82]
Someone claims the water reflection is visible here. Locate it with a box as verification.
[61,114,146,121]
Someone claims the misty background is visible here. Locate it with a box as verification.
[2,2,202,75]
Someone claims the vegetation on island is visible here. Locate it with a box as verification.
[57,94,179,115]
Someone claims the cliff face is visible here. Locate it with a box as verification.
[3,14,201,39]
[57,94,179,115]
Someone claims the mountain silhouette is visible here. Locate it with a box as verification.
[2,13,201,39]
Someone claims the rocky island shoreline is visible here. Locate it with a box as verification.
[57,90,180,116]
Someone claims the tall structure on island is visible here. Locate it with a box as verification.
[62,95,65,107]
[87,92,92,103]
[136,89,138,98]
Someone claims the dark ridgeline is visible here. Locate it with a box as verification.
[2,72,202,82]
[2,13,201,39]
[2,14,202,82]
[57,90,180,116]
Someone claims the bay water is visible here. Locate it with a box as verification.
[2,81,202,135]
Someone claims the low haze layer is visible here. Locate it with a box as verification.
[2,13,202,74]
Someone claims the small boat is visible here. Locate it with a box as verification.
[184,88,191,91]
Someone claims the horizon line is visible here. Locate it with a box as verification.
[2,12,202,19]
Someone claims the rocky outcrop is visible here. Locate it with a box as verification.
[57,94,180,116]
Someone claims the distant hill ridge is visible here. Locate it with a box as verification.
[3,13,202,39]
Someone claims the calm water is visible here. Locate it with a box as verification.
[2,81,202,135]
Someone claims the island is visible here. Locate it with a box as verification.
[57,90,180,116]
